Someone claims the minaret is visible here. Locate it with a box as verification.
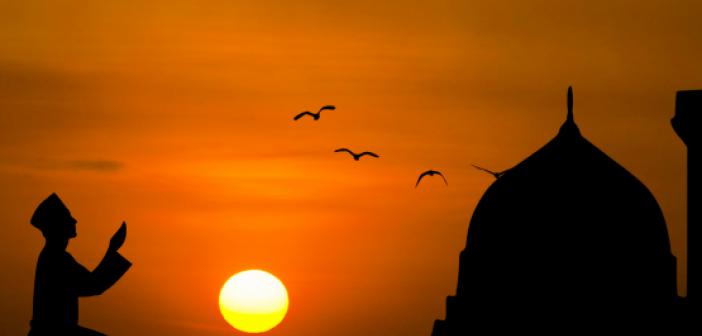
[672,90,701,307]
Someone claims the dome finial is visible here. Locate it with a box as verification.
[567,86,574,122]
[558,86,581,136]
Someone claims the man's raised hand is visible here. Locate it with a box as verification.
[109,222,127,253]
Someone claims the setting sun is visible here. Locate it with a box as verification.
[219,270,289,333]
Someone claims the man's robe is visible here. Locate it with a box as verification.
[29,247,131,336]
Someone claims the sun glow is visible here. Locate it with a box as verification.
[219,270,289,333]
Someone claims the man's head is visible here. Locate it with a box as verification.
[31,193,77,240]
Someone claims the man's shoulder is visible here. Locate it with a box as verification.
[38,248,76,263]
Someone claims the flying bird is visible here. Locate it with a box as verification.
[293,105,336,121]
[334,148,380,161]
[415,170,448,188]
[471,164,506,179]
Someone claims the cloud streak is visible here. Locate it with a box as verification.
[64,160,124,172]
[0,158,125,173]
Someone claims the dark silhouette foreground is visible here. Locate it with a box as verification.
[433,88,690,334]
[29,193,131,336]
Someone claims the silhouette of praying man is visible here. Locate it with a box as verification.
[28,193,131,336]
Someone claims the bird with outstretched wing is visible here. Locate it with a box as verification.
[416,170,448,188]
[334,148,380,161]
[293,105,336,121]
[471,164,506,179]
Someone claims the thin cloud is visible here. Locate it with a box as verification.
[64,160,124,172]
[0,158,125,173]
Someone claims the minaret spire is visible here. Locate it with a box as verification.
[558,86,580,136]
[567,86,574,123]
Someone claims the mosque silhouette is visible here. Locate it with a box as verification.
[432,88,697,333]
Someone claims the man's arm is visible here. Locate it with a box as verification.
[76,250,131,297]
[76,222,132,297]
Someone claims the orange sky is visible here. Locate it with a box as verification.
[1,1,700,335]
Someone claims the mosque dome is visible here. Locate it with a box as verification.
[433,88,678,334]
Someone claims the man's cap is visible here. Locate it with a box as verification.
[30,193,70,231]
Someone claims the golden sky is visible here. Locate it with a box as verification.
[1,1,700,335]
